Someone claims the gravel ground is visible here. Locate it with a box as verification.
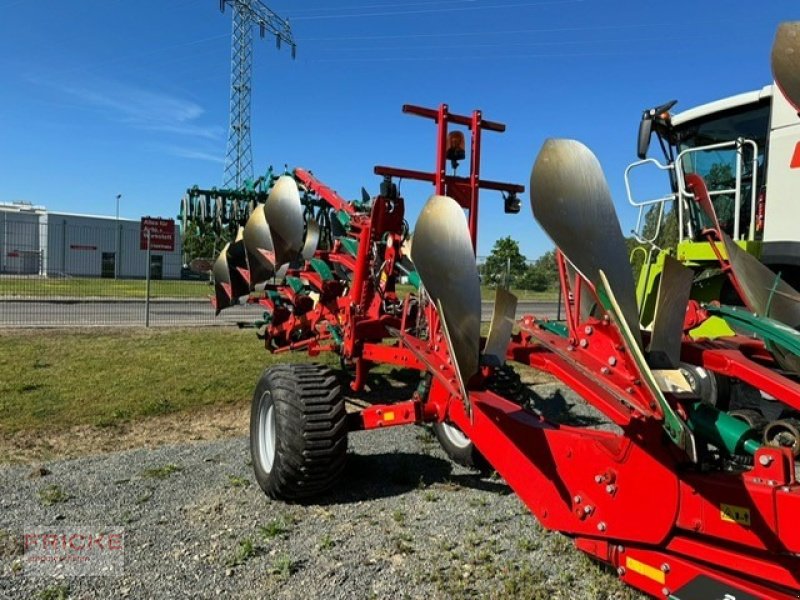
[0,384,641,600]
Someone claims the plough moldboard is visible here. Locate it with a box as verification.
[198,24,800,600]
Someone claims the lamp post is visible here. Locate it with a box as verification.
[115,194,122,279]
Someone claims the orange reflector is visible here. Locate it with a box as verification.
[791,142,800,169]
[384,411,395,422]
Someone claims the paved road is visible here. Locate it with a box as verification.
[0,299,559,328]
[482,300,559,321]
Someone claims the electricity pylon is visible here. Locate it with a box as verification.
[219,0,295,189]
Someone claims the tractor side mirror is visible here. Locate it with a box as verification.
[637,113,653,160]
[637,100,677,159]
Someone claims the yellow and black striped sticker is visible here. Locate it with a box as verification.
[720,503,751,526]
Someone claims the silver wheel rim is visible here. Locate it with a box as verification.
[440,422,471,449]
[258,394,276,472]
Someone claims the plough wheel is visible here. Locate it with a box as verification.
[250,363,347,500]
[433,421,491,472]
[433,365,526,473]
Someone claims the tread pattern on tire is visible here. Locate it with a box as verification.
[251,363,347,500]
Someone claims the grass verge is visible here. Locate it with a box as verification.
[0,327,329,436]
[1,278,559,302]
[0,277,212,299]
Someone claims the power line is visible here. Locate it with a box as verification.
[305,34,687,55]
[276,0,484,14]
[299,22,657,42]
[291,0,583,21]
[307,47,698,64]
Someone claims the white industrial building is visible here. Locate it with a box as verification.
[0,202,183,279]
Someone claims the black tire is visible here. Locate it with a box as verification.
[432,365,526,472]
[433,420,491,472]
[250,363,347,500]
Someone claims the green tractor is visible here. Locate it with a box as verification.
[628,38,800,338]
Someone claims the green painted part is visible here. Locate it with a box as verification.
[535,319,568,338]
[596,287,611,312]
[407,271,421,289]
[329,325,343,345]
[634,248,666,327]
[676,239,761,263]
[286,276,305,295]
[266,290,282,303]
[765,271,783,319]
[338,237,359,256]
[635,246,724,328]
[687,401,761,456]
[688,316,734,339]
[337,210,351,228]
[599,272,691,454]
[633,242,740,338]
[310,258,334,281]
[705,304,800,357]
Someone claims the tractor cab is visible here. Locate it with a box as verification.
[626,82,800,330]
[629,87,774,243]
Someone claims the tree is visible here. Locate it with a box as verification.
[705,162,736,233]
[182,221,231,264]
[641,203,679,251]
[482,237,527,288]
[627,202,680,283]
[518,250,559,291]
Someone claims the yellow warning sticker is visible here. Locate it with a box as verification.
[625,557,665,585]
[720,503,751,526]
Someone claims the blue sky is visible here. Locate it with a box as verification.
[0,0,795,258]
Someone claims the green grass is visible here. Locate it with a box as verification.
[38,484,70,506]
[141,464,183,480]
[38,585,70,600]
[0,328,328,435]
[227,474,250,488]
[270,554,300,579]
[259,518,289,540]
[0,276,212,299]
[226,538,259,568]
[1,277,559,302]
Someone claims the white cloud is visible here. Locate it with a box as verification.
[159,145,225,163]
[30,76,223,141]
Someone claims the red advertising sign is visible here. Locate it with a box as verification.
[791,141,800,169]
[140,217,175,251]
